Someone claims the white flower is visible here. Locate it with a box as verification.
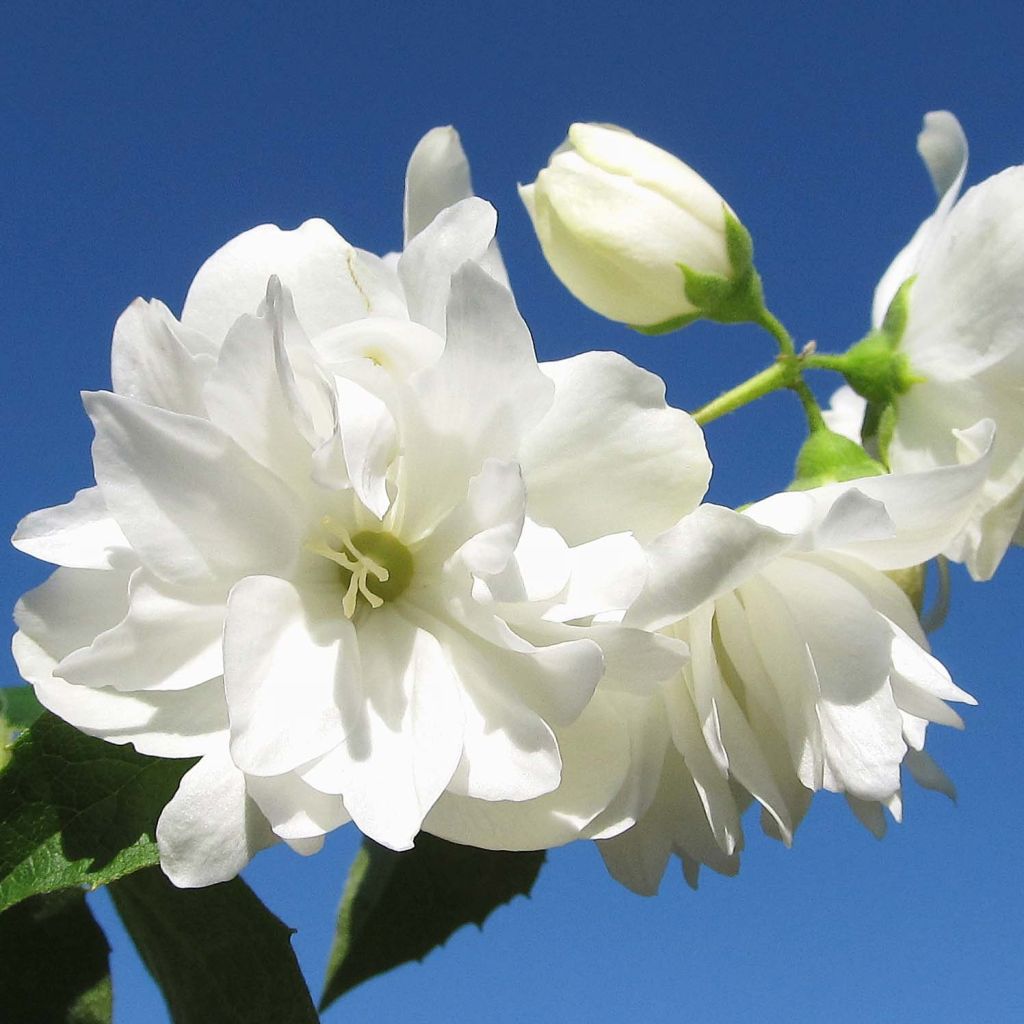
[867,110,1024,579]
[11,129,710,887]
[519,123,737,328]
[596,427,993,895]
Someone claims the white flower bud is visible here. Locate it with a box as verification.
[519,123,740,328]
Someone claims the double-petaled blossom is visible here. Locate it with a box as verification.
[11,128,711,887]
[828,111,1024,580]
[595,429,992,894]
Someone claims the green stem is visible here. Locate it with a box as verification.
[692,361,793,426]
[791,378,826,432]
[803,352,849,373]
[754,309,796,356]
[692,310,832,429]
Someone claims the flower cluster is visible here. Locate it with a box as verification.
[10,114,1017,898]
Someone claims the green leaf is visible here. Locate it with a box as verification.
[110,866,318,1024]
[0,887,112,1023]
[0,712,196,912]
[1,685,46,773]
[320,834,545,1011]
[1,685,45,729]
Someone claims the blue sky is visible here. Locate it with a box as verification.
[4,3,1024,1021]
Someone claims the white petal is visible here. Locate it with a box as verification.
[811,488,895,552]
[245,772,350,841]
[661,656,742,855]
[585,691,672,839]
[743,487,893,552]
[482,517,571,605]
[424,694,632,851]
[820,420,995,569]
[312,316,444,380]
[872,110,968,326]
[846,795,887,839]
[598,744,740,896]
[403,126,510,286]
[203,286,317,493]
[332,376,397,519]
[398,197,503,334]
[15,566,132,661]
[545,532,646,623]
[904,747,957,801]
[447,615,603,733]
[14,567,227,758]
[420,261,552,470]
[181,219,404,342]
[16,629,227,758]
[735,575,825,791]
[13,487,132,570]
[596,816,673,897]
[822,384,868,443]
[889,622,975,706]
[627,505,791,632]
[156,750,277,887]
[903,167,1024,379]
[810,552,925,642]
[950,478,1024,581]
[712,589,813,837]
[584,624,688,698]
[686,601,794,842]
[285,836,325,856]
[55,570,225,693]
[892,390,1023,579]
[418,458,526,579]
[444,632,563,803]
[223,577,355,776]
[404,126,473,242]
[568,123,728,234]
[397,267,552,538]
[111,298,215,416]
[315,609,463,851]
[86,391,302,585]
[521,352,710,545]
[768,558,905,801]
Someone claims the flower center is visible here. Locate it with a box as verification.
[309,519,414,618]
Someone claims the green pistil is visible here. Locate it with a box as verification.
[349,531,414,603]
[308,520,414,617]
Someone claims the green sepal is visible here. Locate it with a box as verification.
[631,312,700,335]
[859,399,898,466]
[630,208,764,334]
[789,426,887,491]
[840,333,915,405]
[880,274,914,343]
[677,210,767,326]
[840,277,920,406]
[723,204,755,275]
[678,262,767,327]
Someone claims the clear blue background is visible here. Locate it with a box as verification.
[3,3,1023,1021]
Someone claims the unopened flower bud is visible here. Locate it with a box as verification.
[520,123,756,331]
